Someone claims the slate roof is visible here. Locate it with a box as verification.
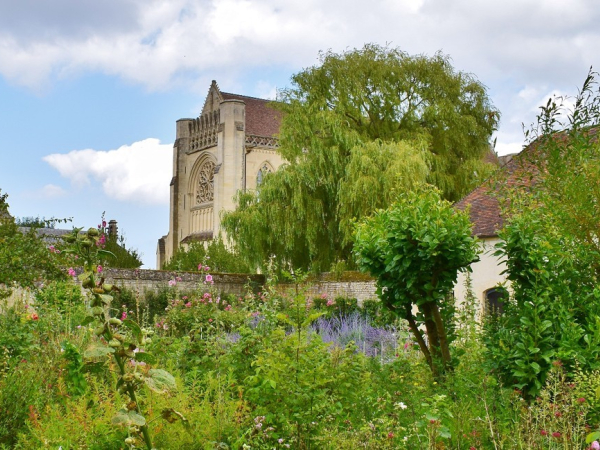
[221,92,282,137]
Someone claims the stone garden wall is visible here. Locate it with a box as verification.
[101,269,378,302]
[101,268,264,297]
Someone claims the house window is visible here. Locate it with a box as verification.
[484,287,507,315]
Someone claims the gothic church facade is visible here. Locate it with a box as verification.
[157,81,284,267]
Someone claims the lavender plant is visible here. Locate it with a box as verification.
[63,226,185,450]
[313,312,405,362]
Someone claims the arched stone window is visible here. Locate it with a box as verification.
[484,287,508,315]
[195,159,215,204]
[256,163,273,189]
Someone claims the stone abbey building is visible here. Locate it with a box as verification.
[156,81,284,267]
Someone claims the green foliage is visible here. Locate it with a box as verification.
[102,233,143,269]
[223,44,498,272]
[61,341,88,396]
[163,236,251,273]
[354,187,480,376]
[1,266,597,448]
[61,226,179,450]
[0,191,66,292]
[485,69,600,399]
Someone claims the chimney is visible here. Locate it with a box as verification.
[108,220,118,238]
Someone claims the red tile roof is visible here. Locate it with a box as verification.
[455,149,536,237]
[221,92,282,137]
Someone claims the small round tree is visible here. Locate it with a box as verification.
[354,187,480,376]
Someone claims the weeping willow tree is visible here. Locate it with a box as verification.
[222,44,499,272]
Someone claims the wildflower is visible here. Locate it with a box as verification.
[552,432,561,438]
[326,299,334,306]
[30,313,39,320]
[206,274,213,283]
[208,318,213,322]
[102,220,107,228]
[577,397,586,403]
[121,312,127,321]
[185,302,192,308]
[591,441,600,450]
[97,265,103,274]
[540,430,548,436]
[554,411,562,417]
[387,432,394,439]
[396,402,407,410]
[198,264,203,271]
[168,279,177,287]
[67,267,76,277]
[176,276,182,282]
[182,296,188,300]
[278,439,284,444]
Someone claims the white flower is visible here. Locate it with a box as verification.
[395,402,408,410]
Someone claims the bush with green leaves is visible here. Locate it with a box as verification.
[485,70,600,399]
[354,187,480,377]
[163,236,251,273]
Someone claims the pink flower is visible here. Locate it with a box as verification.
[577,397,586,403]
[121,312,127,321]
[326,299,335,306]
[387,432,394,439]
[168,279,177,287]
[591,441,600,450]
[208,318,213,322]
[552,432,561,438]
[30,313,39,320]
[102,220,107,228]
[182,296,188,300]
[204,266,210,271]
[205,274,213,282]
[185,302,192,308]
[540,430,548,436]
[97,265,103,273]
[198,264,203,271]
[67,267,76,277]
[176,276,182,282]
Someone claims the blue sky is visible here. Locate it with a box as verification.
[1,0,598,268]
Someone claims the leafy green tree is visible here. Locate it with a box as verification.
[353,187,480,377]
[223,44,498,271]
[163,236,250,273]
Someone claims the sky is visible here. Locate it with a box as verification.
[1,0,598,269]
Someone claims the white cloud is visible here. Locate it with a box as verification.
[43,138,172,205]
[41,184,68,199]
[0,0,599,153]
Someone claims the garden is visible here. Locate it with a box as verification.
[2,50,600,449]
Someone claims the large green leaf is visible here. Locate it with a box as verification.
[134,352,157,365]
[145,369,176,394]
[83,345,115,359]
[111,409,146,427]
[122,319,143,344]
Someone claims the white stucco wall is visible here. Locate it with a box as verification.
[454,236,508,312]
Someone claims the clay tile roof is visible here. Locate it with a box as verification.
[221,92,282,137]
[455,150,534,238]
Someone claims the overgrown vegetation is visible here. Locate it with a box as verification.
[163,236,251,273]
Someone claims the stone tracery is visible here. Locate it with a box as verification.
[196,160,215,204]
